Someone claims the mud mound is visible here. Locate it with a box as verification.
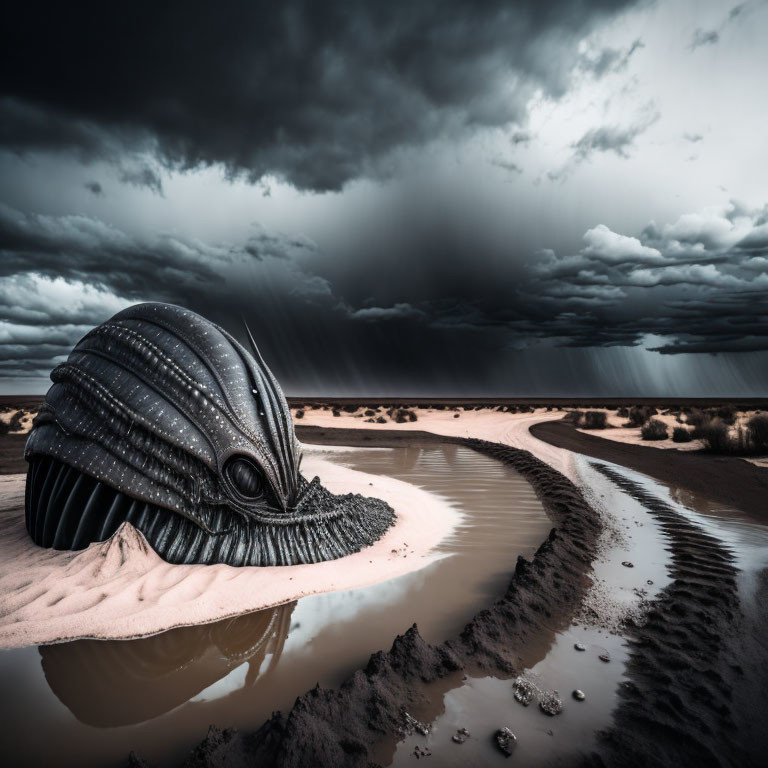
[583,464,746,768]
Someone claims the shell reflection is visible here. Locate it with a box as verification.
[39,603,294,727]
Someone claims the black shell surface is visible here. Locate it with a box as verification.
[24,303,395,566]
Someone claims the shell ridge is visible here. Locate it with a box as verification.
[107,311,289,500]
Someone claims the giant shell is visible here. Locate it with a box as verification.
[24,303,395,566]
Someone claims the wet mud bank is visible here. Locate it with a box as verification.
[531,420,768,519]
[582,465,764,768]
[167,437,602,768]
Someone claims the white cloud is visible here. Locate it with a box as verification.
[582,224,663,263]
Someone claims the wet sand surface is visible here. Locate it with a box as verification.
[0,442,552,768]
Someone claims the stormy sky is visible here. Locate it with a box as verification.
[1,0,767,396]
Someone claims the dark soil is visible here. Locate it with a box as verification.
[530,419,768,520]
[582,464,754,768]
[0,434,27,474]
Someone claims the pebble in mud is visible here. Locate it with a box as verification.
[401,711,430,737]
[573,689,586,701]
[452,727,470,744]
[513,677,535,706]
[539,691,564,716]
[495,727,517,757]
[574,642,586,651]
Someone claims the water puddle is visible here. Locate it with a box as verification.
[385,454,768,766]
[0,442,552,768]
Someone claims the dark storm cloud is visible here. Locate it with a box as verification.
[0,0,637,192]
[688,1,757,51]
[118,165,164,196]
[83,181,103,196]
[344,302,425,322]
[2,198,767,393]
[525,202,768,353]
[571,109,659,161]
[545,106,659,181]
[579,38,644,77]
[689,28,720,49]
[0,204,322,304]
[0,203,331,378]
[510,131,533,147]
[490,159,523,175]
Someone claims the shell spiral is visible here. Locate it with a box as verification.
[24,303,395,566]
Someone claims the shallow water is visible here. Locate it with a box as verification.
[385,454,768,766]
[0,442,552,768]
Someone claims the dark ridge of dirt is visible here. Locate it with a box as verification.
[583,464,751,768]
[0,434,27,474]
[162,437,602,768]
[531,419,768,520]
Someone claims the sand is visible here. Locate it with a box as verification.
[0,408,574,649]
[0,455,458,649]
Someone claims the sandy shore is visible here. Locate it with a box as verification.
[0,454,457,648]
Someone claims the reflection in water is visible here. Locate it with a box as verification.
[40,603,294,727]
[1,444,553,768]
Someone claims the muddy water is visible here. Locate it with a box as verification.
[0,442,552,768]
[386,455,768,767]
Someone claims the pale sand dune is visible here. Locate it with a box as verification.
[0,455,458,649]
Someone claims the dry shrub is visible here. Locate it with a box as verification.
[565,410,584,424]
[698,419,731,452]
[747,414,768,453]
[582,411,608,429]
[627,406,653,427]
[713,404,737,425]
[641,419,668,440]
[672,426,692,443]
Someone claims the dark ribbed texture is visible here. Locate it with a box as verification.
[25,456,396,567]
